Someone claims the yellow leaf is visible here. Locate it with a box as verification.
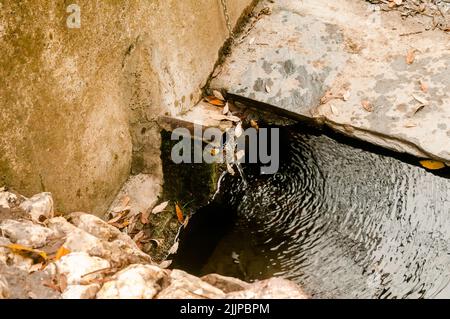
[205,96,225,107]
[5,244,47,264]
[420,160,445,170]
[55,246,70,261]
[175,203,184,224]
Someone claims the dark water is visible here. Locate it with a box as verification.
[174,125,450,299]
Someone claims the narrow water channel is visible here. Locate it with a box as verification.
[174,124,450,299]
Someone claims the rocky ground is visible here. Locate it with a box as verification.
[0,189,308,299]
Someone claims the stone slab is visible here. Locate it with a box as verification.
[211,0,450,164]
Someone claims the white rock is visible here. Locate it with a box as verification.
[47,216,151,267]
[0,275,9,299]
[201,273,250,293]
[68,212,138,249]
[62,284,101,299]
[225,278,309,299]
[55,252,110,285]
[156,270,225,299]
[96,264,167,299]
[19,192,54,222]
[0,191,22,210]
[0,219,56,248]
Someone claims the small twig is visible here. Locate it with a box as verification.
[399,30,424,36]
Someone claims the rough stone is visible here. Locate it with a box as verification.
[156,269,226,299]
[54,252,110,285]
[96,264,167,299]
[19,192,54,222]
[211,0,450,164]
[0,219,56,248]
[0,0,254,215]
[201,273,251,293]
[62,284,101,299]
[0,275,9,299]
[225,278,309,299]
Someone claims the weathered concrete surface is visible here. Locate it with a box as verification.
[211,0,450,164]
[0,189,309,299]
[0,0,254,215]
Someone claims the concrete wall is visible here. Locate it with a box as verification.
[0,0,254,214]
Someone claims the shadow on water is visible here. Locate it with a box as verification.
[173,123,450,299]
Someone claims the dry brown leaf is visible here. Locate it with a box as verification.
[175,203,184,223]
[183,215,190,229]
[211,113,241,123]
[223,102,229,115]
[55,246,70,261]
[4,244,48,264]
[412,94,428,106]
[168,241,179,255]
[250,119,259,130]
[213,90,225,101]
[107,211,127,224]
[152,201,169,214]
[419,160,445,170]
[205,96,225,107]
[140,210,150,225]
[406,49,416,65]
[361,100,373,112]
[133,230,145,243]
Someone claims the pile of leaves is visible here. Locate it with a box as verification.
[367,0,449,31]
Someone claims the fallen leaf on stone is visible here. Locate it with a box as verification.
[412,94,428,106]
[4,244,48,264]
[205,96,225,107]
[223,102,229,115]
[133,230,145,243]
[413,104,426,115]
[320,90,335,104]
[175,204,184,224]
[55,246,70,261]
[419,160,445,170]
[159,260,172,269]
[29,263,45,273]
[406,49,416,64]
[250,119,259,130]
[111,220,130,229]
[419,80,428,93]
[107,211,127,224]
[265,84,271,93]
[152,201,169,214]
[361,100,373,112]
[140,210,150,225]
[213,90,225,101]
[211,113,241,123]
[404,120,417,128]
[168,241,179,255]
[183,215,190,229]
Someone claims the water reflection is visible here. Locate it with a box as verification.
[178,125,450,299]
